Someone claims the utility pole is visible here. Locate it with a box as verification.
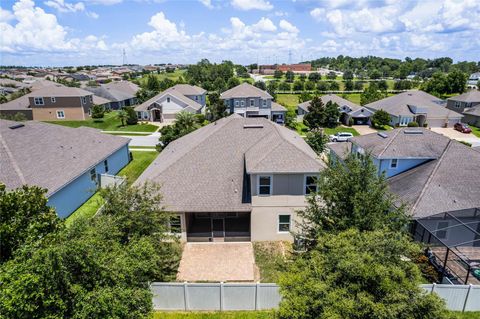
[122,49,127,66]
[288,50,292,65]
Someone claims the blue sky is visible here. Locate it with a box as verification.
[1,0,479,66]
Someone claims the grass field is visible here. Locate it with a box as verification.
[46,111,158,132]
[324,126,360,136]
[154,311,274,319]
[65,151,158,226]
[137,69,187,86]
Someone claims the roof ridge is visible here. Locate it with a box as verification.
[410,139,452,215]
[377,128,402,158]
[0,128,26,185]
[273,123,321,163]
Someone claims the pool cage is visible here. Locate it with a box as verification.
[412,208,480,285]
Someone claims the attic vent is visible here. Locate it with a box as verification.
[243,124,264,129]
[9,124,25,130]
[377,132,388,138]
[404,129,423,135]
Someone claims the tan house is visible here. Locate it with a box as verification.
[134,115,325,242]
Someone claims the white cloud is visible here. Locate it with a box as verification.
[279,19,298,33]
[252,17,276,32]
[86,11,99,18]
[0,7,15,22]
[310,8,324,20]
[198,0,213,9]
[44,0,85,13]
[83,0,122,4]
[231,0,273,11]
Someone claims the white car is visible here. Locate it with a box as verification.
[329,132,353,142]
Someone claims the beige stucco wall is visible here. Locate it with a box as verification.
[32,107,89,121]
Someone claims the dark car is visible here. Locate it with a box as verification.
[454,123,472,134]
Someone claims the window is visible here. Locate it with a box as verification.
[34,97,44,105]
[240,100,245,107]
[81,96,87,105]
[167,97,171,103]
[170,215,181,233]
[195,96,198,101]
[262,99,266,107]
[305,175,318,194]
[390,159,398,169]
[51,97,56,103]
[90,168,96,182]
[88,108,91,116]
[89,95,93,103]
[250,99,255,107]
[104,160,109,173]
[258,175,272,195]
[454,101,461,108]
[278,215,291,232]
[436,221,449,239]
[56,110,65,119]
[235,100,239,107]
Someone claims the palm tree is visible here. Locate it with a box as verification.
[175,111,198,133]
[117,110,128,126]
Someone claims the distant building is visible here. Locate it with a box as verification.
[446,90,480,127]
[467,72,480,89]
[277,63,311,73]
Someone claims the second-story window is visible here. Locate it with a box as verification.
[262,99,266,107]
[90,168,97,182]
[167,97,171,103]
[390,159,398,169]
[89,95,93,103]
[81,96,87,105]
[51,97,56,103]
[305,175,318,194]
[258,175,272,195]
[454,101,461,108]
[235,100,239,107]
[195,96,198,101]
[250,99,254,107]
[240,100,245,107]
[34,97,44,105]
[104,160,109,173]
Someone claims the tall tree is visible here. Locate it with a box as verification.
[360,83,385,105]
[371,109,391,128]
[145,74,160,92]
[206,92,227,121]
[323,101,340,128]
[303,96,325,130]
[285,70,295,83]
[305,129,328,155]
[274,70,284,79]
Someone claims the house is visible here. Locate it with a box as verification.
[135,84,206,122]
[467,72,480,89]
[220,83,287,123]
[365,90,463,127]
[0,120,130,218]
[85,81,139,110]
[297,94,374,125]
[446,90,480,127]
[277,64,312,73]
[134,115,325,242]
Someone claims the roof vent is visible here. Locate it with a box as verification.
[404,129,423,135]
[377,132,388,138]
[243,124,264,129]
[9,124,25,130]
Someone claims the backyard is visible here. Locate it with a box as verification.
[46,110,158,133]
[65,150,159,226]
[253,241,291,283]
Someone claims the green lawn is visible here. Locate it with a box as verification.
[46,111,158,132]
[65,151,158,226]
[137,69,187,85]
[276,94,299,110]
[253,242,290,283]
[470,125,480,138]
[323,127,360,136]
[154,311,274,319]
[450,312,480,319]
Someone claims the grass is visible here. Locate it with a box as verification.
[46,111,158,132]
[106,132,153,136]
[450,312,480,319]
[154,311,275,319]
[129,145,157,149]
[470,125,480,138]
[323,126,360,136]
[375,125,394,131]
[276,94,299,110]
[253,241,291,283]
[137,69,187,85]
[65,151,159,226]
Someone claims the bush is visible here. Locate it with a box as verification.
[123,106,138,125]
[91,104,105,119]
[348,117,354,126]
[407,121,419,127]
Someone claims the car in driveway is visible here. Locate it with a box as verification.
[454,123,472,134]
[329,132,354,142]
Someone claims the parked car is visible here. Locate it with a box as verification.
[329,132,353,142]
[454,123,472,134]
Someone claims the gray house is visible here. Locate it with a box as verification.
[85,81,139,110]
[366,90,463,127]
[134,115,325,242]
[298,94,374,125]
[134,84,206,122]
[446,90,480,127]
[220,83,287,124]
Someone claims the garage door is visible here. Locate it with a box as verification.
[428,118,448,127]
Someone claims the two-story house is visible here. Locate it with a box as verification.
[85,81,139,110]
[135,84,206,122]
[134,115,325,242]
[365,90,463,127]
[446,90,480,127]
[220,83,287,124]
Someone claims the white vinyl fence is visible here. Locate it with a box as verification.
[152,282,480,312]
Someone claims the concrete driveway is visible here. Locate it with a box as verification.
[431,127,480,147]
[121,132,160,147]
[177,243,256,282]
[351,125,377,135]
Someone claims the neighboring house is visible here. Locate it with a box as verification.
[297,94,374,125]
[134,115,325,242]
[85,81,139,109]
[365,90,463,127]
[467,72,480,89]
[135,84,206,122]
[0,120,130,218]
[446,90,480,127]
[220,83,287,123]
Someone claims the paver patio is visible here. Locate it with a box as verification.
[177,242,256,282]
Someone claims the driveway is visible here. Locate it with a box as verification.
[177,243,256,282]
[122,132,160,147]
[351,125,377,135]
[431,127,480,147]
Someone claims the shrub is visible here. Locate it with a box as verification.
[348,117,354,126]
[123,106,138,125]
[91,104,105,119]
[407,121,419,127]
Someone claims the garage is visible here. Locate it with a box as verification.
[428,118,462,128]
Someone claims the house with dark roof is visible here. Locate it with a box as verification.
[446,90,480,127]
[297,94,374,125]
[366,90,463,127]
[220,83,287,124]
[135,84,206,122]
[0,120,131,218]
[134,115,325,242]
[85,81,139,110]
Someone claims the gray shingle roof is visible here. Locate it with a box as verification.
[220,83,272,99]
[366,90,462,119]
[134,85,203,112]
[167,84,206,96]
[0,120,129,196]
[298,94,361,113]
[271,102,287,112]
[447,90,480,103]
[463,106,480,117]
[351,128,450,159]
[134,115,324,212]
[29,85,93,97]
[327,142,352,160]
[86,81,138,102]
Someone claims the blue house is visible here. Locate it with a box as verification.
[0,119,130,218]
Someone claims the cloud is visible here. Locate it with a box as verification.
[310,8,324,21]
[44,0,85,13]
[198,0,213,9]
[279,19,298,33]
[82,0,122,4]
[231,0,273,11]
[252,17,276,32]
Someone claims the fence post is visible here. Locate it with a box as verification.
[431,283,436,294]
[255,282,259,310]
[462,284,473,312]
[220,282,224,311]
[184,282,189,311]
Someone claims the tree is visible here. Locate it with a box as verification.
[117,109,128,126]
[227,77,240,89]
[343,70,354,80]
[91,104,105,119]
[368,69,382,79]
[299,92,312,103]
[274,70,284,79]
[354,81,364,90]
[377,79,388,91]
[360,83,385,105]
[326,71,337,80]
[123,106,138,125]
[316,82,329,91]
[278,229,448,319]
[446,70,467,94]
[305,129,328,155]
[344,80,354,91]
[206,92,227,121]
[279,82,291,91]
[285,70,295,83]
[305,81,316,91]
[303,96,325,130]
[299,74,307,82]
[293,80,304,91]
[267,81,278,100]
[145,74,160,92]
[323,101,340,128]
[421,72,448,96]
[371,109,391,128]
[328,81,340,91]
[308,72,321,82]
[158,111,202,149]
[0,184,61,263]
[254,81,267,91]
